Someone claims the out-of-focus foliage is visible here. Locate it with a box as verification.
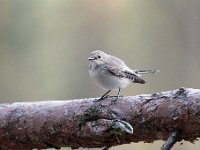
[0,0,199,150]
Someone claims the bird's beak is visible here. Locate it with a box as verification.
[88,57,96,60]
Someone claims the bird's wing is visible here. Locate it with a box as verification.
[104,55,146,84]
[104,65,146,84]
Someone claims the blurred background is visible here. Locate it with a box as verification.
[0,0,199,149]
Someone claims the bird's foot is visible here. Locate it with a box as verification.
[94,95,110,102]
[111,95,123,102]
[94,95,123,102]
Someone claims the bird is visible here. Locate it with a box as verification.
[88,50,159,101]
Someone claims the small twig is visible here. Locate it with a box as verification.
[161,130,179,150]
[102,145,112,150]
[115,134,120,144]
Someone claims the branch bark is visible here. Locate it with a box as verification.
[0,87,199,150]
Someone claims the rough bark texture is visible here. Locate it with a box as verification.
[0,87,199,150]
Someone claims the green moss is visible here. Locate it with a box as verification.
[6,122,13,133]
[84,107,98,116]
[76,106,100,128]
[76,115,87,127]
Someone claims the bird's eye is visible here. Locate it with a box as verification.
[98,55,101,58]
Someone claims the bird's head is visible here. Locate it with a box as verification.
[88,50,108,66]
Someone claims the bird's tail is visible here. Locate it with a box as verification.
[134,69,159,75]
[132,69,159,84]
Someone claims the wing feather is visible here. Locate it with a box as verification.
[104,65,146,84]
[103,55,147,84]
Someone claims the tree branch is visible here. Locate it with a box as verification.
[0,87,199,150]
[161,130,179,150]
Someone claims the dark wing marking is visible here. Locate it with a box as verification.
[123,70,146,84]
[133,69,159,75]
[104,65,146,84]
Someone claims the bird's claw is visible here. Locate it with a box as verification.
[94,94,123,102]
[110,95,123,102]
[94,95,110,102]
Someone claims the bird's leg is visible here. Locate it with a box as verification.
[112,88,121,102]
[95,90,111,102]
[117,88,121,100]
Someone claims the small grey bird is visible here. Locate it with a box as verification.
[88,50,158,101]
